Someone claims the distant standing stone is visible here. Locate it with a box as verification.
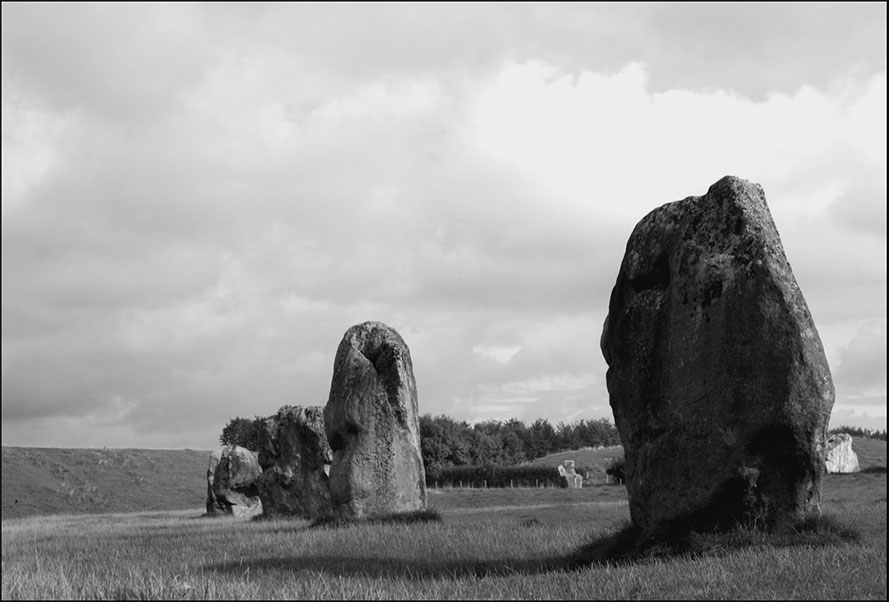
[824,433,860,473]
[324,321,428,519]
[211,445,263,518]
[256,405,333,519]
[558,461,583,489]
[205,449,222,515]
[601,176,834,532]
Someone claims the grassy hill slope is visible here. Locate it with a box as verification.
[1,447,211,520]
[846,436,887,470]
[527,446,624,482]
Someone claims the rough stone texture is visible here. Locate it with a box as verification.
[256,416,279,472]
[324,321,427,520]
[211,445,263,518]
[256,405,333,519]
[600,176,834,533]
[824,433,860,473]
[205,449,222,515]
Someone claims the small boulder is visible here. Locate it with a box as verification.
[324,321,428,520]
[824,433,860,473]
[211,445,263,518]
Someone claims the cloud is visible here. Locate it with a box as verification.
[828,404,887,432]
[1,4,885,447]
[472,345,522,365]
[1,3,213,120]
[833,321,887,398]
[1,92,76,214]
[827,179,888,239]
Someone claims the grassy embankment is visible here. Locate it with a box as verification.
[1,447,210,520]
[1,440,885,599]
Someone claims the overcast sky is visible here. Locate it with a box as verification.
[2,3,886,450]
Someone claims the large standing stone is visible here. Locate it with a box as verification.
[256,405,333,519]
[324,321,427,519]
[211,445,263,518]
[824,433,860,473]
[600,176,834,533]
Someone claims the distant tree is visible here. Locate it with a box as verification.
[526,418,558,459]
[584,417,621,447]
[500,418,528,464]
[219,415,266,450]
[605,457,625,484]
[555,421,581,451]
[468,428,502,466]
[828,425,887,441]
[419,413,622,470]
[471,420,505,465]
[549,418,621,451]
[419,414,473,472]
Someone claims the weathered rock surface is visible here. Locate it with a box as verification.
[600,175,834,532]
[324,321,427,519]
[256,405,333,518]
[211,445,263,518]
[205,449,222,515]
[825,433,860,473]
[558,461,583,489]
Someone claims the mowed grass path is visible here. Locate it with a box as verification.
[2,473,886,600]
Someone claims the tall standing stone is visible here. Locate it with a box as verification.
[324,321,427,520]
[256,405,333,518]
[600,176,834,533]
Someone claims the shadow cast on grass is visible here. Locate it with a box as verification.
[860,465,887,474]
[566,512,862,568]
[207,501,569,580]
[204,510,863,579]
[207,552,568,580]
[308,508,444,529]
[221,508,445,537]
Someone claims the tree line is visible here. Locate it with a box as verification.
[829,425,887,441]
[218,413,621,470]
[419,415,620,473]
[219,416,887,470]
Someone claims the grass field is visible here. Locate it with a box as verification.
[2,440,885,599]
[2,453,886,599]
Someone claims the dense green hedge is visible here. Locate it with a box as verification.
[426,464,594,488]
